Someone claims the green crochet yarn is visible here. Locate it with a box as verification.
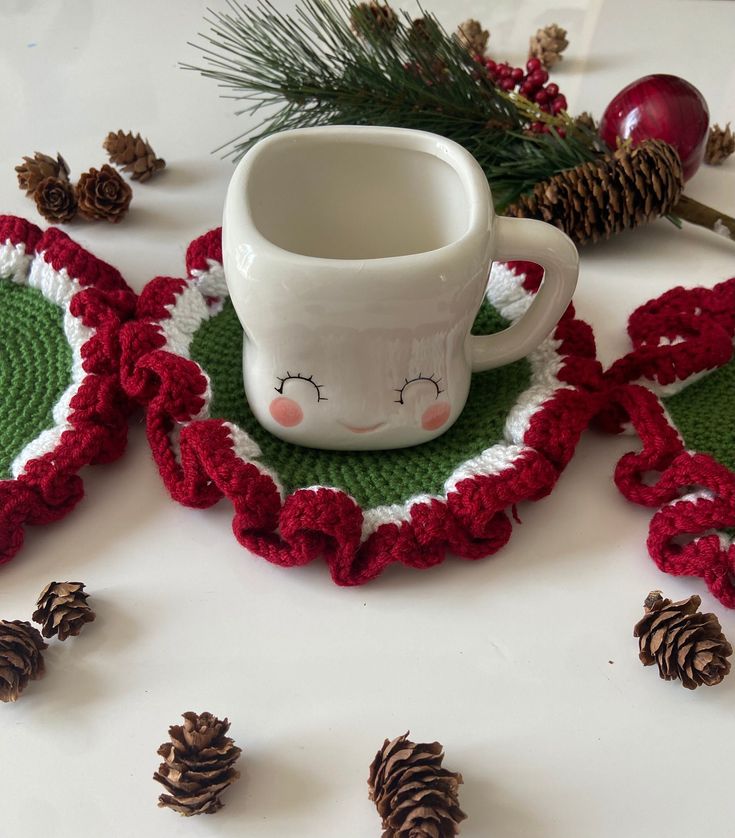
[663,357,735,471]
[0,277,72,479]
[191,298,531,508]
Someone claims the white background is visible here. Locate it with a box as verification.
[1,1,735,836]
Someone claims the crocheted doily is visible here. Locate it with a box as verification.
[0,215,135,564]
[603,277,735,607]
[121,228,601,585]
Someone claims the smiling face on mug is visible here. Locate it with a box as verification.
[243,322,467,450]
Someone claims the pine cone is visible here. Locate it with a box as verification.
[407,17,433,48]
[405,57,449,86]
[456,19,489,57]
[76,164,132,223]
[154,711,242,816]
[529,23,569,68]
[32,581,95,640]
[0,620,47,702]
[103,130,166,182]
[704,123,735,165]
[574,111,598,133]
[405,19,448,85]
[33,177,78,224]
[368,732,467,837]
[634,591,733,689]
[350,2,399,39]
[15,152,70,196]
[506,139,684,245]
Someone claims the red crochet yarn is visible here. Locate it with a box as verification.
[604,278,735,607]
[120,228,602,586]
[0,215,136,565]
[606,279,735,391]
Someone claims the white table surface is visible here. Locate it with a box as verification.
[2,1,735,836]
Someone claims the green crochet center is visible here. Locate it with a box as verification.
[0,277,73,479]
[663,357,735,471]
[191,299,532,509]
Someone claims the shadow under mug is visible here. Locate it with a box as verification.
[223,125,578,451]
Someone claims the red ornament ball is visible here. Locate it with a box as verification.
[599,74,709,181]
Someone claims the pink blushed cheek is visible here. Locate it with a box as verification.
[270,396,303,427]
[421,401,451,431]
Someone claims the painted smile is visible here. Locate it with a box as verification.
[340,421,386,434]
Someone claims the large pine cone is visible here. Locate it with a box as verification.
[15,151,69,196]
[154,712,242,816]
[368,732,467,837]
[76,164,132,223]
[506,139,684,245]
[0,620,47,702]
[634,591,733,689]
[32,581,95,640]
[103,130,165,182]
[34,177,78,224]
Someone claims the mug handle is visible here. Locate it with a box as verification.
[470,217,579,372]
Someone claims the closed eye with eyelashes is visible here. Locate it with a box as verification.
[394,373,443,404]
[275,372,328,401]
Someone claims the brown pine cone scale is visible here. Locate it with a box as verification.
[76,164,132,223]
[0,620,47,702]
[634,591,732,689]
[369,732,466,837]
[32,581,95,640]
[154,712,241,816]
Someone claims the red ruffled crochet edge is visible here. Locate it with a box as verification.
[120,227,603,586]
[602,278,735,607]
[0,215,136,565]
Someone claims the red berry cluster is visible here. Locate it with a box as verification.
[479,56,568,135]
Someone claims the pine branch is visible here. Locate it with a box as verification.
[184,0,603,208]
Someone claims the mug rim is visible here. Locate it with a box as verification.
[223,125,493,269]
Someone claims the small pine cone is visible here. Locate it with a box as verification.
[407,17,433,48]
[704,123,735,165]
[15,152,70,196]
[350,2,399,38]
[529,23,569,69]
[634,591,733,689]
[32,581,95,640]
[456,19,489,57]
[103,130,166,182]
[368,732,467,837]
[506,139,684,245]
[33,177,78,224]
[154,712,242,816]
[76,164,132,223]
[405,57,449,87]
[574,111,598,133]
[0,620,47,702]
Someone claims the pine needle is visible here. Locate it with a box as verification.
[184,0,603,209]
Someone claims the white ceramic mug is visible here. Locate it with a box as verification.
[223,126,578,451]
